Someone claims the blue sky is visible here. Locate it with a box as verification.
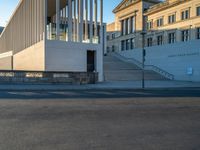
[0,0,122,27]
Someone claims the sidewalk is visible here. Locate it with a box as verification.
[0,80,200,91]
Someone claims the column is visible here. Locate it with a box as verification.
[121,20,123,35]
[89,0,93,43]
[100,0,103,44]
[94,0,98,40]
[85,0,88,41]
[79,0,83,42]
[43,0,47,41]
[68,0,73,41]
[73,0,77,41]
[56,0,60,40]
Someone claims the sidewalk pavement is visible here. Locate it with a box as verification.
[0,80,200,91]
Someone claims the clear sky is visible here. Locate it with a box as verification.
[0,0,122,27]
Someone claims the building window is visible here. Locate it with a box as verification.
[106,35,110,41]
[181,9,190,20]
[126,39,130,50]
[112,45,115,52]
[157,35,163,45]
[112,33,115,39]
[107,47,110,52]
[197,6,200,16]
[147,21,153,30]
[157,18,163,27]
[182,30,189,42]
[168,14,176,24]
[130,38,135,49]
[197,28,200,39]
[121,40,125,51]
[147,37,153,47]
[168,32,176,44]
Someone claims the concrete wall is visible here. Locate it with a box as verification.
[119,40,200,82]
[45,40,103,82]
[0,51,12,70]
[13,41,45,71]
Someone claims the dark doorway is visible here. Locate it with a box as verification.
[87,51,96,72]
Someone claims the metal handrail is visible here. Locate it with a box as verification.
[112,52,174,80]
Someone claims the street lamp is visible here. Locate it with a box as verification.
[140,31,146,89]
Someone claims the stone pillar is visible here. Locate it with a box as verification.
[89,0,93,43]
[44,0,47,41]
[79,0,83,42]
[121,20,123,35]
[68,0,72,42]
[100,0,103,44]
[94,0,98,40]
[73,0,77,42]
[85,0,88,41]
[56,0,60,40]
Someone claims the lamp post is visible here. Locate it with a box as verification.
[140,31,146,89]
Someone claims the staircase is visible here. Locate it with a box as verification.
[104,53,169,81]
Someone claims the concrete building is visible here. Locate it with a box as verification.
[107,0,200,82]
[0,0,106,82]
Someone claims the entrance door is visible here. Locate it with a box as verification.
[87,51,96,72]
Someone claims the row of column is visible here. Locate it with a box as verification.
[51,0,103,43]
[121,16,135,36]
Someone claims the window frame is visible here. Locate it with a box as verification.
[126,39,130,50]
[197,27,200,39]
[121,40,125,51]
[168,14,176,24]
[168,32,176,44]
[181,30,190,42]
[130,38,135,49]
[197,6,200,16]
[181,9,190,20]
[157,35,163,45]
[147,20,153,30]
[147,37,153,47]
[157,17,164,27]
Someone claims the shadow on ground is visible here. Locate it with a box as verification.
[0,88,200,99]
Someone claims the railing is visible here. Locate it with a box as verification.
[112,52,174,80]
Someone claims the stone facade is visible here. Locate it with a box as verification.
[145,0,200,47]
[107,0,200,53]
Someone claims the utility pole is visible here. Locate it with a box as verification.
[140,31,146,89]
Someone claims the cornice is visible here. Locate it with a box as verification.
[144,0,192,16]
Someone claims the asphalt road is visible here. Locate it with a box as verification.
[0,89,200,150]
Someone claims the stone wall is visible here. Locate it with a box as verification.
[119,39,200,82]
[0,71,98,84]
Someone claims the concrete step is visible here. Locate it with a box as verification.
[103,54,168,81]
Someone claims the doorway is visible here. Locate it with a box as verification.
[87,50,96,72]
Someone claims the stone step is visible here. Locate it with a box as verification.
[103,54,168,81]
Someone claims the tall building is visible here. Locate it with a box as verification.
[106,0,160,53]
[0,0,106,82]
[107,0,200,52]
